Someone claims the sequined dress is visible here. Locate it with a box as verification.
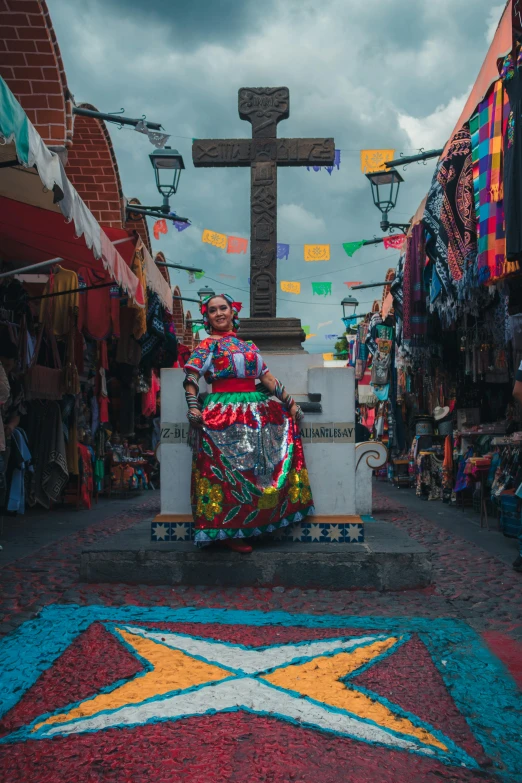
[184,333,314,546]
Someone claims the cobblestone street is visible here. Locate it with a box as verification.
[0,484,521,782]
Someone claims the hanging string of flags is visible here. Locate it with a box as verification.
[196,232,405,260]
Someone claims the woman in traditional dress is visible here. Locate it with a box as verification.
[183,293,314,552]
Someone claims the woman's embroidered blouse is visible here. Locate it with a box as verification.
[184,334,269,382]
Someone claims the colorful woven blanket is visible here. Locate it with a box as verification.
[470,79,509,283]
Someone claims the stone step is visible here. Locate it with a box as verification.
[80,519,431,591]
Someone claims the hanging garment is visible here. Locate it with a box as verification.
[77,267,120,340]
[78,443,93,509]
[371,352,391,385]
[0,362,11,451]
[26,401,69,509]
[39,266,79,338]
[138,292,165,369]
[185,334,314,546]
[6,428,32,513]
[129,247,147,340]
[142,370,160,417]
[116,306,142,366]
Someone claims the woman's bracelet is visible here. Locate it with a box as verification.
[284,395,295,411]
[185,391,201,410]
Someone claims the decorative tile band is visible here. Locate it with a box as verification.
[151,520,365,543]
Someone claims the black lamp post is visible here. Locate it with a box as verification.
[366,168,409,233]
[125,147,190,223]
[197,285,216,301]
[341,295,359,319]
[150,147,184,212]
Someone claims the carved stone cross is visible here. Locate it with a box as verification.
[192,87,335,319]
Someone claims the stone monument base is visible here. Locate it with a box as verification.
[237,317,306,352]
[79,518,431,590]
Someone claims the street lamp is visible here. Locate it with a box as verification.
[125,147,189,223]
[365,168,408,233]
[341,295,359,319]
[197,285,216,301]
[150,147,185,210]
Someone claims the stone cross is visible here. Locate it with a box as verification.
[192,87,335,318]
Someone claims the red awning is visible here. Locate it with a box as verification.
[0,197,144,305]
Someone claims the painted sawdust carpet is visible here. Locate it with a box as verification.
[0,607,520,782]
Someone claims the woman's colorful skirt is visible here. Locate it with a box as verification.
[191,391,314,546]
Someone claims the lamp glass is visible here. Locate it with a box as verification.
[150,147,185,198]
[341,295,359,318]
[366,168,403,215]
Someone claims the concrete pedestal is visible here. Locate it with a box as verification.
[237,317,306,353]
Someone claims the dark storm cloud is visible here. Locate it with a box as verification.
[91,0,277,50]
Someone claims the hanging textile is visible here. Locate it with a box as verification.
[39,266,79,338]
[424,126,477,287]
[500,49,522,269]
[77,443,93,510]
[78,267,120,341]
[470,78,508,283]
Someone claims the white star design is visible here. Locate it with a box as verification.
[172,523,189,541]
[8,626,476,769]
[291,524,303,541]
[152,523,169,541]
[328,524,342,542]
[347,524,362,542]
[309,523,323,542]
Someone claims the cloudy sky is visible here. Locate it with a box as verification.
[47,0,505,350]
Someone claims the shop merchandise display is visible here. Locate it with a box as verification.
[0,246,188,516]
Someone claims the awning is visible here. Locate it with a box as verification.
[0,76,144,306]
[442,0,512,155]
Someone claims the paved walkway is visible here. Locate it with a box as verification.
[0,484,520,782]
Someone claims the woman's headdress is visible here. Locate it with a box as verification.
[200,293,242,332]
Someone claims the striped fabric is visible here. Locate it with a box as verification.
[470,79,509,284]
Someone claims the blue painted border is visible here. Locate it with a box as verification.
[0,607,520,780]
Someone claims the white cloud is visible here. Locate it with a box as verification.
[397,90,471,151]
[486,4,506,44]
[278,204,326,241]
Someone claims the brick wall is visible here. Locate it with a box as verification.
[154,251,170,285]
[125,199,152,255]
[172,285,185,339]
[183,309,195,350]
[0,0,73,147]
[66,104,124,227]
